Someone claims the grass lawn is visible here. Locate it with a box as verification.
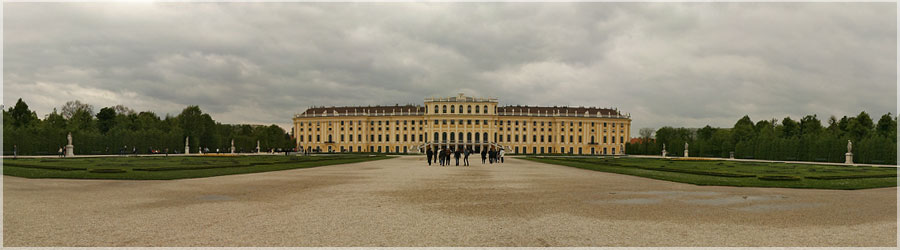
[524,157,897,190]
[3,155,392,180]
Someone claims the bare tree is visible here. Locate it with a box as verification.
[60,100,94,119]
[639,128,654,140]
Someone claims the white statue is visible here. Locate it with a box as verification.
[231,139,235,147]
[67,132,73,145]
[847,140,852,153]
[663,144,666,151]
[684,142,688,151]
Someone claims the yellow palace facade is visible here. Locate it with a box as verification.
[292,94,631,155]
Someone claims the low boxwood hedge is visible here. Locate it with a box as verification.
[758,175,801,181]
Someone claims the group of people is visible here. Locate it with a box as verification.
[425,147,504,166]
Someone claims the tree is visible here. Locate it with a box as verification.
[639,128,654,140]
[9,98,37,128]
[732,115,755,143]
[781,117,799,138]
[876,113,896,139]
[61,100,94,119]
[799,114,822,136]
[96,107,117,134]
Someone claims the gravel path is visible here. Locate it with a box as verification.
[4,156,896,246]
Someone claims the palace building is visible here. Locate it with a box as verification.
[292,93,631,155]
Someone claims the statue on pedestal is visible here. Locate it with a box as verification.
[64,132,75,157]
[847,140,852,153]
[231,139,236,154]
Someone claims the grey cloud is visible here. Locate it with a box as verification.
[4,3,896,136]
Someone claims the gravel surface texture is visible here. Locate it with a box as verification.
[4,156,896,246]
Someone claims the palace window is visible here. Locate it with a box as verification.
[451,105,455,113]
[475,105,480,113]
[443,105,447,113]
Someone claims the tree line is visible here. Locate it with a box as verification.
[626,112,897,165]
[3,98,294,155]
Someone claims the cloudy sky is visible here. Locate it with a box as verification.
[4,3,896,137]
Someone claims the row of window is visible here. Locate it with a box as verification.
[298,145,620,155]
[429,104,493,114]
[298,120,625,128]
[298,132,624,145]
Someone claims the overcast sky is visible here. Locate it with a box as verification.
[4,3,896,137]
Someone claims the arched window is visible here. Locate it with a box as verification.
[484,105,489,114]
[328,135,332,142]
[458,105,463,114]
[475,133,480,142]
[450,105,455,113]
[483,132,489,143]
[467,132,472,142]
[450,133,455,141]
[475,105,480,113]
[442,105,447,113]
[458,132,463,142]
[434,132,439,142]
[467,105,472,114]
[434,105,439,114]
[442,132,447,142]
[591,136,595,143]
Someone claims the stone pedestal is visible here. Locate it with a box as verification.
[65,144,75,157]
[662,150,667,158]
[684,150,689,158]
[730,152,735,159]
[845,153,853,165]
[231,146,236,154]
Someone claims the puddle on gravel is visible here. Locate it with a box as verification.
[196,194,234,201]
[735,203,821,212]
[594,198,662,205]
[613,191,722,197]
[683,195,784,205]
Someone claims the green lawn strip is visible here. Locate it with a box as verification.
[524,157,897,190]
[3,155,392,180]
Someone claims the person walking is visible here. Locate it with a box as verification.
[438,148,444,166]
[499,148,505,163]
[463,148,470,166]
[426,148,433,166]
[454,148,461,166]
[13,144,17,159]
[481,148,487,164]
[165,148,169,157]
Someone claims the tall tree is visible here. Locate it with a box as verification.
[781,117,799,138]
[732,115,755,143]
[96,107,117,134]
[9,98,37,128]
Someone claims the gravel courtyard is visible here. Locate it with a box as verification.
[4,156,896,247]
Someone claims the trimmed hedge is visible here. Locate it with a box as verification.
[805,174,896,180]
[758,175,801,181]
[89,168,127,173]
[4,162,87,171]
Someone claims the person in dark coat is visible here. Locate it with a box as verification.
[463,148,470,166]
[454,148,461,166]
[438,148,445,166]
[489,148,496,164]
[481,149,487,164]
[445,148,451,166]
[426,148,433,166]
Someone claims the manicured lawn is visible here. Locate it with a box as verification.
[524,157,897,190]
[3,155,392,180]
